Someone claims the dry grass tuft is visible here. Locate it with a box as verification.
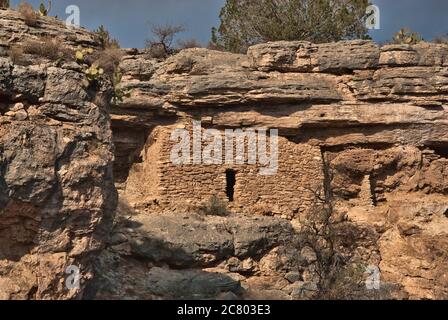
[8,45,29,65]
[177,38,202,50]
[198,195,229,217]
[21,37,74,62]
[18,2,39,26]
[147,43,168,59]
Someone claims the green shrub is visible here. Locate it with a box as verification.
[213,0,370,53]
[93,25,120,49]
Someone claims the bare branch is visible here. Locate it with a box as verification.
[146,23,186,58]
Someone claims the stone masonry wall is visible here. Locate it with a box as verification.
[124,123,323,217]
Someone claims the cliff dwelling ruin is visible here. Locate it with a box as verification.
[0,8,447,300]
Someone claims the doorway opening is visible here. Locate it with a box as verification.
[225,169,236,202]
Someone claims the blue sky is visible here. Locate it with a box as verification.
[10,0,448,48]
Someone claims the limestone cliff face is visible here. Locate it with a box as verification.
[1,7,447,300]
[0,9,116,299]
[113,41,448,299]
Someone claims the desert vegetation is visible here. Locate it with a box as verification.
[0,0,9,8]
[94,25,120,50]
[199,195,229,217]
[298,186,398,300]
[145,23,202,59]
[18,1,39,26]
[392,28,422,45]
[211,0,370,53]
[15,1,51,26]
[8,36,74,65]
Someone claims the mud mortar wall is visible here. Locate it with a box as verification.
[124,125,324,217]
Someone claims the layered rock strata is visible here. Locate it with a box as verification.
[0,9,116,299]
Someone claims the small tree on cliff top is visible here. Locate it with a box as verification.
[212,0,370,53]
[146,23,185,58]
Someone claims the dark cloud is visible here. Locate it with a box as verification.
[11,0,447,48]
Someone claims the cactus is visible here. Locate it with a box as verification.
[393,28,422,45]
[75,47,94,63]
[111,70,131,104]
[74,47,103,84]
[84,63,104,83]
[75,47,128,100]
[38,1,51,16]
